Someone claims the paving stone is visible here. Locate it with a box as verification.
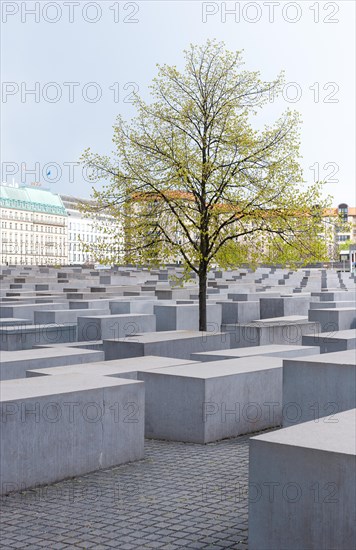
[0,437,250,548]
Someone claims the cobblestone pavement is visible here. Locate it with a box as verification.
[0,436,251,549]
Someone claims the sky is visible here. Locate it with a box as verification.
[1,0,355,206]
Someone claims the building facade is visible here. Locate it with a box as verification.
[0,183,67,265]
[321,203,356,261]
[1,183,354,267]
[60,195,123,265]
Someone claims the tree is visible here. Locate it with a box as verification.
[338,239,352,252]
[81,40,330,330]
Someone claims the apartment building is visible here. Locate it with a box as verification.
[0,183,67,265]
[60,195,123,265]
[321,203,356,260]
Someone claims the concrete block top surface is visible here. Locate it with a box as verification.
[1,373,143,401]
[310,307,356,312]
[141,356,283,379]
[27,356,199,377]
[78,313,153,320]
[307,329,356,340]
[251,315,308,325]
[192,345,319,359]
[32,341,103,348]
[250,408,355,455]
[0,323,76,333]
[0,318,32,325]
[0,347,101,364]
[105,330,226,343]
[284,349,356,367]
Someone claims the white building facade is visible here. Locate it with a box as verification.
[0,183,67,265]
[60,195,123,265]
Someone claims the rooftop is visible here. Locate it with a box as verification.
[0,185,67,216]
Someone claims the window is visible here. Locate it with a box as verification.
[338,204,348,223]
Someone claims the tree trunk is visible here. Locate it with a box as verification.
[198,263,208,331]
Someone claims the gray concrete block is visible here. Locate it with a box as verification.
[0,374,144,494]
[309,300,355,309]
[68,299,112,310]
[316,291,356,302]
[34,309,109,324]
[154,303,222,332]
[224,317,319,348]
[77,314,156,341]
[0,302,68,321]
[33,340,104,351]
[109,300,156,315]
[0,347,105,380]
[139,356,283,443]
[260,296,311,318]
[228,292,281,301]
[308,307,356,332]
[0,323,77,351]
[282,350,356,426]
[249,409,356,550]
[190,344,320,362]
[217,301,260,324]
[0,318,32,327]
[26,355,197,378]
[302,329,356,353]
[104,330,230,360]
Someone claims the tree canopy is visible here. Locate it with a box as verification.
[81,40,330,329]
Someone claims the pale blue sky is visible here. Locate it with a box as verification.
[1,0,355,205]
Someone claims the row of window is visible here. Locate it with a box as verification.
[1,221,65,233]
[69,233,98,242]
[71,253,93,262]
[68,220,115,231]
[2,245,66,252]
[337,235,351,242]
[68,233,120,243]
[1,210,64,223]
[2,233,65,242]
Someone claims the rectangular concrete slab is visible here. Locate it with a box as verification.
[0,374,144,494]
[26,355,198,379]
[77,313,156,341]
[217,301,260,324]
[282,349,356,426]
[190,344,320,362]
[0,302,69,321]
[103,330,230,360]
[308,307,356,332]
[260,296,312,318]
[154,303,222,332]
[34,309,109,324]
[139,356,283,443]
[249,409,356,550]
[0,348,105,380]
[302,329,356,353]
[0,323,77,351]
[225,317,319,348]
